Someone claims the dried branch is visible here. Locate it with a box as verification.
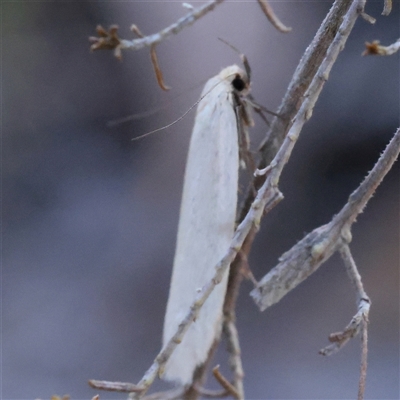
[141,388,184,400]
[89,25,123,60]
[256,0,292,33]
[150,44,171,91]
[358,314,369,400]
[212,366,240,399]
[257,0,354,165]
[319,244,370,400]
[363,38,400,56]
[90,0,224,56]
[251,127,400,310]
[320,246,370,356]
[238,0,354,223]
[223,319,244,399]
[194,386,228,398]
[360,11,376,24]
[88,380,144,393]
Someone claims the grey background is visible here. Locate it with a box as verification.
[3,1,399,399]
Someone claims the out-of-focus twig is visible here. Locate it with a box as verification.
[382,0,392,16]
[150,44,171,91]
[212,365,240,399]
[88,380,144,393]
[256,0,291,33]
[363,38,400,56]
[89,0,224,56]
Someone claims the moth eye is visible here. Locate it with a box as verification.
[231,74,246,92]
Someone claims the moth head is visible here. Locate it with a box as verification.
[219,65,250,96]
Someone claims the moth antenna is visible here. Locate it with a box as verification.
[218,37,251,82]
[130,79,226,141]
[107,78,210,128]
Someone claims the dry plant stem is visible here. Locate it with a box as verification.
[221,237,257,398]
[258,0,353,164]
[212,366,240,399]
[340,245,369,302]
[358,315,369,400]
[150,44,171,91]
[120,0,224,52]
[360,11,376,24]
[195,387,228,398]
[339,245,370,400]
[252,127,400,310]
[223,319,244,399]
[363,38,400,56]
[319,245,370,356]
[382,0,392,15]
[141,388,185,400]
[220,0,367,372]
[256,0,292,33]
[88,380,144,393]
[238,0,354,223]
[250,0,368,309]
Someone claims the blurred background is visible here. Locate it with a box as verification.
[3,1,399,399]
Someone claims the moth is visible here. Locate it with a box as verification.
[162,65,253,385]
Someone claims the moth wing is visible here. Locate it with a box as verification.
[162,74,240,385]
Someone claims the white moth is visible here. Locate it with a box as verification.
[162,65,252,385]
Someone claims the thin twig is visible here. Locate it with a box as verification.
[150,44,171,91]
[360,11,376,24]
[318,245,371,400]
[256,0,292,33]
[223,319,244,400]
[358,314,369,400]
[88,380,144,393]
[319,245,371,357]
[111,0,224,53]
[239,0,354,222]
[194,386,228,398]
[339,244,369,301]
[363,38,400,56]
[382,0,392,16]
[212,366,240,399]
[141,388,185,400]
